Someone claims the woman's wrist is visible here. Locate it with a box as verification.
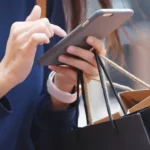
[0,71,15,98]
[0,62,18,98]
[47,71,77,110]
[54,73,75,93]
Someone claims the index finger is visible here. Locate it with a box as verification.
[51,24,67,37]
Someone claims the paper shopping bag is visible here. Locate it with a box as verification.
[94,90,150,124]
[119,89,150,113]
[92,54,150,124]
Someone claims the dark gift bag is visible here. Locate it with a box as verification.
[50,52,150,150]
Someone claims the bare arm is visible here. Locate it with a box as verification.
[0,63,17,98]
[0,72,13,98]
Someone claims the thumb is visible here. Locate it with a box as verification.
[26,5,41,21]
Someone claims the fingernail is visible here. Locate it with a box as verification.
[62,31,67,37]
[60,30,67,37]
[67,46,75,53]
[46,39,50,44]
[87,36,94,43]
[58,56,66,62]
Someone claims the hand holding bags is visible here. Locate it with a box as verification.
[51,52,150,150]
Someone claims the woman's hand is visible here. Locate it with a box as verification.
[49,36,106,93]
[0,5,66,93]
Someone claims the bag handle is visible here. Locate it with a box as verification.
[101,56,150,89]
[84,72,133,125]
[94,52,127,127]
[76,52,128,127]
[89,46,150,89]
[83,54,150,125]
[75,70,91,126]
[95,54,116,128]
[92,78,134,91]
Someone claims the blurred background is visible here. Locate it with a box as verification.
[79,0,150,126]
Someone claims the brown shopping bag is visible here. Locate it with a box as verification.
[91,56,150,124]
[120,90,150,114]
[94,90,150,124]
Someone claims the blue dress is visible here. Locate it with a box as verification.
[0,0,76,149]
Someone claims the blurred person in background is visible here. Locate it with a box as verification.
[0,0,129,149]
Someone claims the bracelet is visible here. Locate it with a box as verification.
[47,71,77,104]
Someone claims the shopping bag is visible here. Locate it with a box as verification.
[120,90,150,113]
[48,52,150,150]
[94,56,150,124]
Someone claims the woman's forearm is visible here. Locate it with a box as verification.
[0,66,15,98]
[0,76,14,98]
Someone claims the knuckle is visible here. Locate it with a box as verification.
[50,28,54,37]
[93,60,97,67]
[14,37,20,45]
[11,29,19,38]
[94,70,99,76]
[42,18,50,25]
[11,22,22,31]
[11,22,18,30]
[19,46,25,52]
[39,22,46,29]
[29,34,37,44]
[48,26,54,37]
[90,52,95,59]
[90,68,98,77]
[31,34,37,41]
[42,18,54,36]
[18,47,27,57]
[84,63,89,71]
[90,65,98,75]
[38,23,50,35]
